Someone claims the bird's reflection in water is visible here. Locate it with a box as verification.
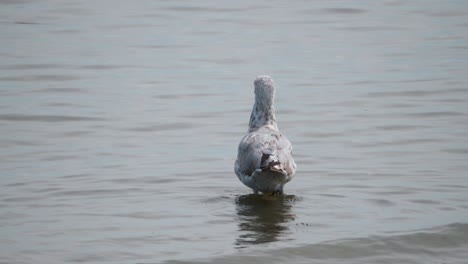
[235,194,296,248]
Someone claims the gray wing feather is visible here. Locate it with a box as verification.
[236,130,296,177]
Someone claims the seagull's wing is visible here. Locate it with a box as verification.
[235,130,296,178]
[275,134,296,177]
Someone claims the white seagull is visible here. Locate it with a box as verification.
[234,75,296,195]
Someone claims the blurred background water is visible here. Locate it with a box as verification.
[1,0,468,263]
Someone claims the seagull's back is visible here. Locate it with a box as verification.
[234,76,296,194]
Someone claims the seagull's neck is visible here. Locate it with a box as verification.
[248,100,278,132]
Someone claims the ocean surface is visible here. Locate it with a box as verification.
[1,0,468,263]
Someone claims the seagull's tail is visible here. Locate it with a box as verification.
[260,153,283,173]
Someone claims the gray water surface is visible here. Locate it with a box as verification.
[1,1,468,263]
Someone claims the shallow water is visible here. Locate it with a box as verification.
[1,0,468,263]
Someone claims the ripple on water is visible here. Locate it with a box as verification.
[126,122,194,132]
[409,199,442,205]
[367,198,395,207]
[27,87,89,94]
[0,114,106,122]
[0,74,85,82]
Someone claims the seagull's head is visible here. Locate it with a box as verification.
[254,75,275,106]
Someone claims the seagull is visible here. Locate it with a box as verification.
[234,75,296,195]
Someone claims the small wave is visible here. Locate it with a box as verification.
[126,122,194,132]
[0,114,105,122]
[168,223,468,264]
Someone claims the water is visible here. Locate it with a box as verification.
[1,0,468,263]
